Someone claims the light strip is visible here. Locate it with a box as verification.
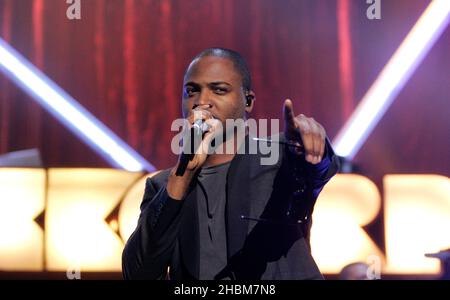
[0,38,155,172]
[333,0,450,159]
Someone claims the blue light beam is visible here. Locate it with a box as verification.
[0,37,155,172]
[333,0,450,159]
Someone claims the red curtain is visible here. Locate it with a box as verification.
[0,0,449,179]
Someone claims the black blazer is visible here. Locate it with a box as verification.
[122,134,340,280]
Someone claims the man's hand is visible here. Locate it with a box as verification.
[182,107,222,171]
[167,106,221,200]
[283,99,326,165]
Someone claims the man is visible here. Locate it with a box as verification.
[122,48,339,280]
[339,262,370,280]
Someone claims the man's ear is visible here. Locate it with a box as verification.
[245,90,255,113]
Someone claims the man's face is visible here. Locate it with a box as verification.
[182,56,251,124]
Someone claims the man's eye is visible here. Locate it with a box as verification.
[214,87,228,94]
[185,88,197,96]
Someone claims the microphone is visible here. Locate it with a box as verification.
[192,119,209,136]
[175,119,210,176]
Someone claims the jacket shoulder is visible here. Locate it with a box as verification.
[146,168,171,189]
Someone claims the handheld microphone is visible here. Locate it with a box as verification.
[175,119,210,176]
[192,119,209,136]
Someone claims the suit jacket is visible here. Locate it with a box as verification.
[122,134,340,280]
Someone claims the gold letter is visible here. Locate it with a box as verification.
[311,174,385,273]
[384,175,450,274]
[0,169,45,270]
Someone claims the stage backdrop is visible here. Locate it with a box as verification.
[0,0,449,277]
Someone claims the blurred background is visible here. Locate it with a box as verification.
[0,0,449,279]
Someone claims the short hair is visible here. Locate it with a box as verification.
[339,262,369,280]
[187,47,252,92]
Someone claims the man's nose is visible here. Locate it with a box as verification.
[192,91,212,109]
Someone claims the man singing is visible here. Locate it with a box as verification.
[122,48,339,280]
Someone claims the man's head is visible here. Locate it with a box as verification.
[181,48,255,123]
[339,262,370,280]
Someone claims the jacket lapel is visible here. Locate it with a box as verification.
[178,185,199,278]
[226,135,283,259]
[178,135,281,277]
[226,135,266,259]
[226,151,251,259]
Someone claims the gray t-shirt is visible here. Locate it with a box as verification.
[197,161,231,279]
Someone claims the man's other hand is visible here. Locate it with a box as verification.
[283,99,326,165]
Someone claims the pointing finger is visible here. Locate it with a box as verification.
[283,99,296,129]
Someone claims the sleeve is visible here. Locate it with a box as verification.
[285,137,340,244]
[305,137,340,198]
[122,177,184,280]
